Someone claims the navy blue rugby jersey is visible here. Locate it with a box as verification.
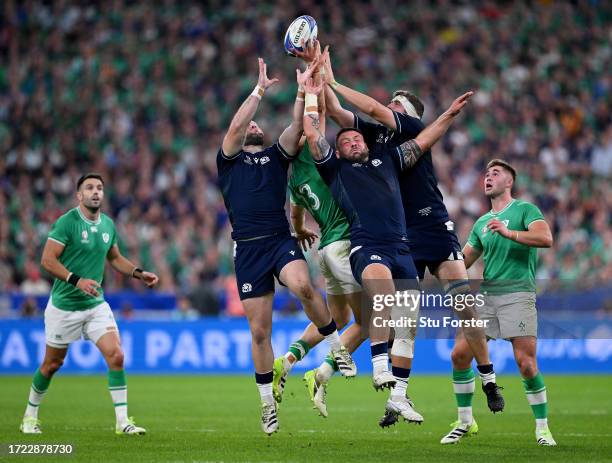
[217,142,294,240]
[354,113,450,233]
[314,145,408,247]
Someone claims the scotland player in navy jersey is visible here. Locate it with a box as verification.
[319,48,505,426]
[217,57,355,435]
[301,71,473,425]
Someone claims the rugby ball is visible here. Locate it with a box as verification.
[284,15,318,57]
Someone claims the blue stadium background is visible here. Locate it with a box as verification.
[0,1,610,375]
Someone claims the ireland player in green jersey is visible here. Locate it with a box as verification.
[20,173,159,436]
[273,141,365,417]
[441,160,556,446]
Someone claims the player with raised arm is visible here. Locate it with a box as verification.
[20,173,158,436]
[319,48,504,427]
[216,57,355,435]
[302,69,473,425]
[440,159,556,445]
[272,44,364,417]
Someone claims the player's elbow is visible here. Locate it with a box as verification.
[542,233,553,248]
[40,255,54,272]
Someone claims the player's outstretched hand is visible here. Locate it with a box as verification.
[486,218,512,239]
[296,55,321,88]
[294,39,321,63]
[447,91,475,116]
[295,228,318,251]
[257,57,279,90]
[141,271,159,288]
[77,278,101,297]
[304,77,323,95]
[321,46,335,85]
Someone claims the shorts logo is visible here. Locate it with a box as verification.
[55,334,62,340]
[370,255,382,261]
[419,206,432,216]
[242,283,252,293]
[102,233,110,243]
[371,159,382,167]
[518,321,526,332]
[289,250,295,256]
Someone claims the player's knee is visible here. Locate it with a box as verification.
[42,357,64,376]
[451,347,472,369]
[107,348,125,369]
[250,326,271,346]
[516,354,537,377]
[293,282,315,301]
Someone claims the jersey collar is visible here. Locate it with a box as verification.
[75,206,102,225]
[490,198,515,216]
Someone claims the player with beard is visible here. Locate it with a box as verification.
[301,71,473,425]
[317,48,504,427]
[20,173,158,435]
[216,57,355,435]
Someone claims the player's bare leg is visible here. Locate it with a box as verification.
[20,345,68,433]
[512,336,556,445]
[243,293,279,434]
[436,260,504,412]
[97,330,145,435]
[279,260,355,377]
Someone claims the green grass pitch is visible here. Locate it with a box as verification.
[1,374,611,462]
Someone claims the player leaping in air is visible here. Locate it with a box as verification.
[302,62,474,425]
[319,47,504,427]
[216,57,355,435]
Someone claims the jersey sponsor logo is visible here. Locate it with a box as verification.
[90,226,98,232]
[244,155,253,165]
[419,206,432,216]
[241,283,252,293]
[351,162,364,167]
[102,233,110,243]
[370,255,382,261]
[371,159,382,167]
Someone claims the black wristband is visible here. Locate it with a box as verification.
[132,267,144,280]
[67,273,81,286]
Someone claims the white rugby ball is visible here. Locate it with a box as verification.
[283,15,318,57]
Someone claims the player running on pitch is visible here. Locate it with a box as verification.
[440,159,555,445]
[20,173,158,435]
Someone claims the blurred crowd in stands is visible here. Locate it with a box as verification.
[0,0,610,316]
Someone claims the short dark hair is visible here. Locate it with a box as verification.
[486,159,516,181]
[392,90,425,118]
[335,127,364,146]
[76,173,104,191]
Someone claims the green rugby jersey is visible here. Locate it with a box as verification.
[288,144,350,249]
[47,207,118,311]
[467,199,545,294]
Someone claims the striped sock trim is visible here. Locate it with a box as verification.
[27,401,40,407]
[31,384,46,394]
[109,386,128,391]
[114,402,128,407]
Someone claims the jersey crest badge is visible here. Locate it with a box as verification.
[370,255,382,261]
[371,159,382,167]
[81,230,89,243]
[102,233,110,243]
[260,156,270,165]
